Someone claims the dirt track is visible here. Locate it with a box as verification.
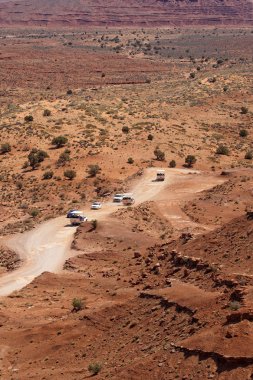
[0,168,223,297]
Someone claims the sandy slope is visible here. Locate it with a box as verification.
[0,168,222,296]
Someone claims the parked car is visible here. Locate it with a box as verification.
[122,195,135,206]
[70,215,88,226]
[113,194,124,203]
[67,209,79,218]
[66,210,87,225]
[91,201,102,210]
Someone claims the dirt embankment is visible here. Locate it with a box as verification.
[0,247,21,273]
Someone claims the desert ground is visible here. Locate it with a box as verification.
[0,27,253,379]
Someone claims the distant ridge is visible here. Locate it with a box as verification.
[0,0,252,27]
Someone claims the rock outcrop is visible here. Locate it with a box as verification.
[0,0,252,27]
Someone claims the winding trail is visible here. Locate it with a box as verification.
[0,168,223,296]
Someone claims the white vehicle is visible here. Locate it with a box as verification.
[91,201,102,210]
[113,193,124,203]
[156,170,165,181]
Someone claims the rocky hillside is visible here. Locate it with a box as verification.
[0,0,252,27]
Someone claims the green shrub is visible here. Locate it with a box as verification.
[29,209,40,218]
[239,129,248,137]
[43,170,54,179]
[229,301,241,311]
[57,151,70,166]
[43,109,51,117]
[122,126,129,133]
[169,160,176,168]
[1,143,11,154]
[24,115,33,122]
[216,145,229,155]
[88,164,101,177]
[88,363,102,376]
[245,151,253,160]
[72,298,84,312]
[91,219,97,230]
[28,149,49,170]
[241,106,248,114]
[185,155,197,167]
[52,135,68,148]
[189,72,195,79]
[154,147,165,161]
[64,170,76,180]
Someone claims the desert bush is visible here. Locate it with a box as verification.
[1,143,11,154]
[57,151,70,166]
[43,109,51,117]
[216,145,229,155]
[239,129,248,137]
[28,149,48,170]
[91,219,97,230]
[88,164,101,177]
[52,135,68,148]
[241,106,248,114]
[72,298,84,312]
[189,72,195,79]
[67,89,73,95]
[169,159,176,168]
[122,126,129,133]
[43,170,54,179]
[24,115,33,122]
[29,208,40,218]
[154,147,165,161]
[147,134,153,141]
[64,170,76,180]
[245,151,253,160]
[88,363,102,376]
[229,301,241,311]
[185,155,196,167]
[127,157,134,164]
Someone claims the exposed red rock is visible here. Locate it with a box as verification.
[0,0,252,27]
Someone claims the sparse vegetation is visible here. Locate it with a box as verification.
[122,126,129,134]
[229,301,241,311]
[88,164,101,177]
[1,143,11,154]
[91,219,97,230]
[29,208,40,218]
[154,147,165,161]
[64,169,76,180]
[240,106,248,114]
[52,135,68,148]
[72,298,84,312]
[27,149,49,170]
[24,115,33,122]
[57,151,70,166]
[88,362,102,376]
[169,160,176,168]
[239,129,248,137]
[185,155,197,167]
[245,151,253,160]
[127,157,134,164]
[43,170,54,180]
[216,145,229,156]
[43,109,51,117]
